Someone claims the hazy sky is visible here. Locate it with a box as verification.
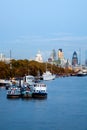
[0,0,87,63]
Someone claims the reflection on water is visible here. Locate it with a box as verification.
[0,76,87,130]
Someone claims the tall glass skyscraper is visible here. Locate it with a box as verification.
[72,51,78,66]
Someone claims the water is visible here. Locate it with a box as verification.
[0,76,87,130]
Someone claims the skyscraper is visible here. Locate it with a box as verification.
[58,49,66,67]
[58,49,64,59]
[50,49,56,61]
[72,51,78,66]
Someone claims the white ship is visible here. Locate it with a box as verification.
[42,71,56,81]
[23,75,35,86]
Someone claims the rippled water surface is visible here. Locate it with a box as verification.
[0,76,87,130]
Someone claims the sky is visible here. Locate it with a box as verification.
[0,0,87,63]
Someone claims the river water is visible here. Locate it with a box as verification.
[0,76,87,130]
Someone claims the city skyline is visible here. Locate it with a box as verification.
[0,48,86,66]
[0,0,87,63]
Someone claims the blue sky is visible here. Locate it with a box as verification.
[0,0,87,63]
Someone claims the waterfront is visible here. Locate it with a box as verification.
[0,76,87,130]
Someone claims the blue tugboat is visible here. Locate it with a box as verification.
[21,84,32,98]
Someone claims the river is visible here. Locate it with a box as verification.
[0,76,87,130]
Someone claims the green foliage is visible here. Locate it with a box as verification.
[0,60,74,79]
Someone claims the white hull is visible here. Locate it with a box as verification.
[32,83,47,98]
[22,75,35,86]
[42,71,56,81]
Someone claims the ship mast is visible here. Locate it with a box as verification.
[10,50,12,78]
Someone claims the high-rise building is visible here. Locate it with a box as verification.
[58,49,64,59]
[0,53,10,62]
[72,51,78,66]
[58,49,67,67]
[50,49,56,61]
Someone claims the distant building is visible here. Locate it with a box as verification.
[48,58,52,63]
[72,51,78,66]
[49,49,72,68]
[85,59,87,66]
[57,49,66,66]
[85,50,87,66]
[0,53,10,63]
[58,49,64,59]
[35,51,43,63]
[48,49,56,63]
[51,49,56,61]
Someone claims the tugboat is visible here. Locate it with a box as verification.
[7,82,21,98]
[32,83,47,98]
[21,83,32,98]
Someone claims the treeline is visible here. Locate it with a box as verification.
[0,59,74,79]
